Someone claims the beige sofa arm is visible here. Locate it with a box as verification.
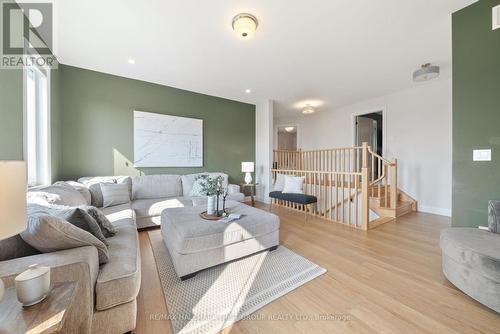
[228,184,241,194]
[0,246,100,334]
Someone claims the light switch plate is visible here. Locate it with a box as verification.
[473,149,491,161]
[494,5,500,30]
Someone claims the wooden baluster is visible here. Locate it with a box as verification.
[384,165,388,208]
[378,158,381,201]
[329,172,333,220]
[390,159,397,210]
[354,174,359,227]
[347,172,351,225]
[361,167,369,230]
[341,172,345,224]
[334,173,338,222]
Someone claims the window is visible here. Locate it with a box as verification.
[24,66,50,186]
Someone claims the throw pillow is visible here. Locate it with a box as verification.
[488,200,500,234]
[190,176,209,196]
[27,203,109,246]
[273,173,286,191]
[101,183,130,208]
[21,213,109,264]
[63,181,92,205]
[282,175,305,194]
[82,206,117,237]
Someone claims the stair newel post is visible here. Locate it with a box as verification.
[361,142,368,169]
[361,166,369,230]
[390,159,398,210]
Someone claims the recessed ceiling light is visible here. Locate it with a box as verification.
[302,104,315,114]
[232,13,258,39]
[127,58,136,65]
[285,127,295,132]
[245,89,251,94]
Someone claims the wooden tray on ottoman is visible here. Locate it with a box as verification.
[199,210,229,220]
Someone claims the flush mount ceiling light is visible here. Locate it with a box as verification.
[302,104,315,114]
[413,63,440,82]
[284,126,295,133]
[127,58,135,65]
[232,13,258,39]
[245,89,251,94]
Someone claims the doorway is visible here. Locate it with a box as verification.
[277,126,297,151]
[354,111,383,156]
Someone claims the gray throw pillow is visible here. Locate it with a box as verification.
[63,181,92,205]
[81,206,117,237]
[488,200,500,234]
[21,213,109,264]
[27,203,109,246]
[101,183,130,208]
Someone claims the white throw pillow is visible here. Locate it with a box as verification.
[273,173,286,191]
[282,175,305,194]
[100,183,130,208]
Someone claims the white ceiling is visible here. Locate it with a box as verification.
[54,0,476,118]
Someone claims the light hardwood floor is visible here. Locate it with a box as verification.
[136,202,500,334]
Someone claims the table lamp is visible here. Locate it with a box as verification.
[0,161,27,301]
[241,162,254,184]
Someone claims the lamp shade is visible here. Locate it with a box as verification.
[241,162,255,173]
[0,161,27,240]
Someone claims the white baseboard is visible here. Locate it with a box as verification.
[418,205,451,217]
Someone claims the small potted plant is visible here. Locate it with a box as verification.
[195,175,224,216]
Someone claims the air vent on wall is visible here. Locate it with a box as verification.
[493,5,500,30]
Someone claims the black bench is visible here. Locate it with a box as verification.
[269,191,317,221]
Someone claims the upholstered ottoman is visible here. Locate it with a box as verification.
[440,228,500,312]
[161,201,280,280]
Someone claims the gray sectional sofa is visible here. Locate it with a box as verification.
[78,173,244,229]
[0,172,244,334]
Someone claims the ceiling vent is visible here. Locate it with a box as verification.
[493,5,500,30]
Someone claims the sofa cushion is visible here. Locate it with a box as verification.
[131,175,182,200]
[95,223,140,311]
[132,197,192,219]
[101,183,131,208]
[100,203,136,228]
[78,176,132,208]
[27,182,88,207]
[181,173,228,197]
[440,228,500,283]
[20,213,109,264]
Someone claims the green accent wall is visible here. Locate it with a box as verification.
[58,65,255,183]
[452,0,500,227]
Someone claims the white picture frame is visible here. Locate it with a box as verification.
[133,111,203,167]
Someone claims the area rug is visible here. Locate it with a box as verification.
[148,230,327,334]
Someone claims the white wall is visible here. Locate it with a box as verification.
[255,100,274,203]
[274,79,452,216]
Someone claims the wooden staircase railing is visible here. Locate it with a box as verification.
[272,142,398,230]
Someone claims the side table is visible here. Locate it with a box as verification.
[0,281,77,334]
[240,183,258,206]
